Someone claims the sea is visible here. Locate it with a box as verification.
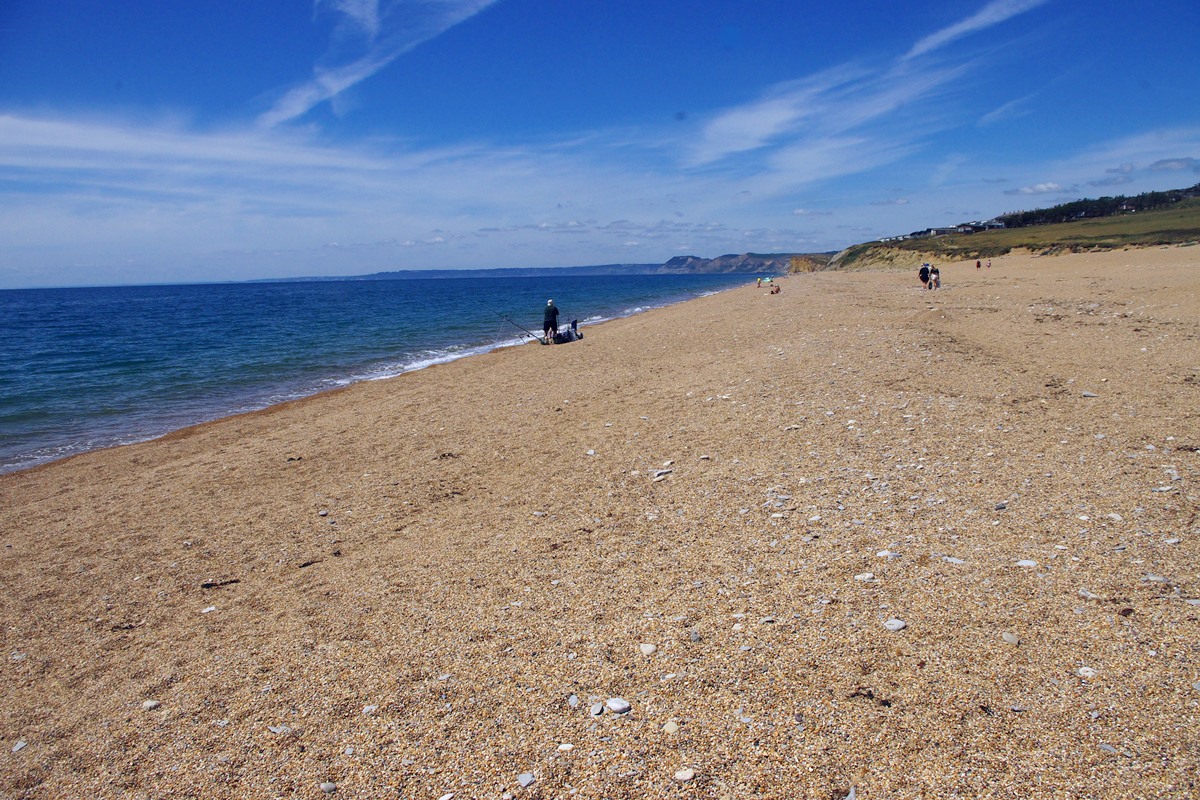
[0,272,752,475]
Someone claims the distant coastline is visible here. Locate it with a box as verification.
[252,251,834,283]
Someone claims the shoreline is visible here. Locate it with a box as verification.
[2,247,1198,798]
[0,275,751,478]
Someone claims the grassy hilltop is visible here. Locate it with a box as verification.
[831,197,1200,271]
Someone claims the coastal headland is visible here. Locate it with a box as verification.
[2,247,1198,798]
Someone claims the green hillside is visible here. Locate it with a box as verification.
[832,198,1200,270]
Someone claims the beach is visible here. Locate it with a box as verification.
[2,247,1198,798]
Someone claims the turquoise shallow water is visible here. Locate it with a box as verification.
[0,273,750,474]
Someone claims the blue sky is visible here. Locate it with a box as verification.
[1,0,1198,288]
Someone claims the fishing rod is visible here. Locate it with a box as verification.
[493,311,545,342]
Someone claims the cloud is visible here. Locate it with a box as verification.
[979,94,1036,126]
[905,0,1049,60]
[1005,181,1078,195]
[1149,157,1200,173]
[258,0,499,128]
[685,58,965,176]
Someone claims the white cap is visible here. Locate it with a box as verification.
[547,299,553,305]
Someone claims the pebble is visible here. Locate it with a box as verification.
[942,556,966,565]
[200,606,217,614]
[675,768,696,782]
[639,643,658,656]
[12,740,27,753]
[517,773,535,788]
[1001,631,1020,646]
[557,743,574,751]
[362,705,378,715]
[854,572,875,582]
[1081,391,1099,398]
[605,697,631,714]
[662,719,680,734]
[319,782,337,794]
[883,618,907,632]
[1015,559,1038,568]
[142,700,161,711]
[1077,667,1098,679]
[267,724,291,734]
[589,702,605,716]
[567,694,579,708]
[319,509,329,517]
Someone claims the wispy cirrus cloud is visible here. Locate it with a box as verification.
[905,0,1050,60]
[258,0,498,128]
[685,58,965,175]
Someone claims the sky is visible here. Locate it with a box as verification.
[1,0,1198,288]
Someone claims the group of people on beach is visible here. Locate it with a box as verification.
[918,263,941,290]
[756,277,781,294]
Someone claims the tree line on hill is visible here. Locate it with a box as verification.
[996,182,1200,229]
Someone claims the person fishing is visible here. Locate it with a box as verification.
[543,299,560,344]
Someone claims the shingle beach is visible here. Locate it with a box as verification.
[2,247,1198,799]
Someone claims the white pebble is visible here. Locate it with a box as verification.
[883,618,907,632]
[142,700,161,711]
[1001,631,1020,646]
[639,643,658,656]
[854,572,875,582]
[557,743,574,751]
[319,781,337,794]
[589,702,605,716]
[12,740,27,753]
[517,773,535,788]
[662,719,680,734]
[605,697,631,714]
[675,767,696,782]
[1015,559,1038,567]
[1077,667,1098,679]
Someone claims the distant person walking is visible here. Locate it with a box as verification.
[919,263,930,288]
[976,260,981,270]
[986,258,992,269]
[543,299,560,343]
[930,266,941,289]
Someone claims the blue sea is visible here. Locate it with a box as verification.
[0,273,751,474]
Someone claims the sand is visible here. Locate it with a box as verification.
[2,247,1198,799]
